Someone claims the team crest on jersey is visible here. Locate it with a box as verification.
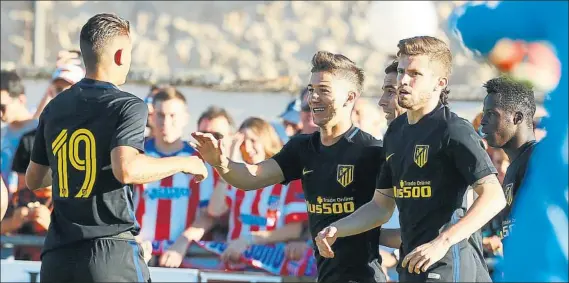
[504,183,514,205]
[413,145,429,168]
[337,165,354,187]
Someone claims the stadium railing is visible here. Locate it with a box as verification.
[0,234,314,282]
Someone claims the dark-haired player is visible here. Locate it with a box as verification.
[316,36,506,282]
[25,13,208,282]
[480,76,538,254]
[192,51,386,282]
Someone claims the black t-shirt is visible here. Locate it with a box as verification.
[498,140,537,239]
[12,129,37,174]
[377,105,497,257]
[31,78,148,255]
[272,126,383,283]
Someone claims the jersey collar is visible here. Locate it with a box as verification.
[343,125,360,143]
[77,78,119,90]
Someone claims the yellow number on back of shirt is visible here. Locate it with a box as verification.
[51,129,97,198]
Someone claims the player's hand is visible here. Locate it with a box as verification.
[315,226,338,258]
[184,156,208,183]
[190,132,227,168]
[483,235,503,256]
[221,237,250,263]
[159,236,190,268]
[401,236,451,274]
[285,241,310,261]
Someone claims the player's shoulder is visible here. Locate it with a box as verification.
[384,113,407,138]
[441,107,477,138]
[350,127,383,148]
[286,132,315,148]
[108,90,146,109]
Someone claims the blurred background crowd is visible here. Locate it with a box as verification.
[0,1,551,282]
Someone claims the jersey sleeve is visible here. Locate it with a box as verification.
[446,119,498,185]
[110,99,149,153]
[30,114,49,166]
[11,133,32,173]
[376,161,393,190]
[283,180,308,224]
[271,135,305,184]
[376,131,393,190]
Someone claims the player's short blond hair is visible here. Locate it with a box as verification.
[397,36,453,77]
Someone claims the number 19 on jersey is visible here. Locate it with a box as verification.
[52,129,97,198]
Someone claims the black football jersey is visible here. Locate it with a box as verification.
[498,140,537,239]
[377,105,497,257]
[31,78,148,255]
[273,126,384,283]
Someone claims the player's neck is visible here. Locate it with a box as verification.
[406,97,440,125]
[85,69,119,86]
[154,138,184,155]
[319,119,353,146]
[503,130,535,162]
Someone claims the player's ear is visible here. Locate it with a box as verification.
[114,49,123,66]
[436,77,448,91]
[513,111,524,125]
[345,90,358,107]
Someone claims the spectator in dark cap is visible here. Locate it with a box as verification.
[273,98,302,144]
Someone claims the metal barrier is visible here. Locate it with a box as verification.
[0,235,313,282]
[0,234,213,256]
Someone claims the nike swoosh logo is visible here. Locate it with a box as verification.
[302,169,313,175]
[386,153,394,161]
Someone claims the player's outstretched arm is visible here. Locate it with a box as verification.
[402,174,506,273]
[379,228,402,249]
[315,189,396,258]
[111,146,208,184]
[438,174,506,247]
[191,132,285,190]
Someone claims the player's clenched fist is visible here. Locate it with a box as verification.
[183,156,209,182]
[315,226,338,258]
[190,132,227,169]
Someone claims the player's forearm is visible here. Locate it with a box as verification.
[122,155,198,184]
[181,212,216,242]
[379,228,402,249]
[251,222,303,245]
[214,157,275,191]
[440,181,506,247]
[334,200,393,238]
